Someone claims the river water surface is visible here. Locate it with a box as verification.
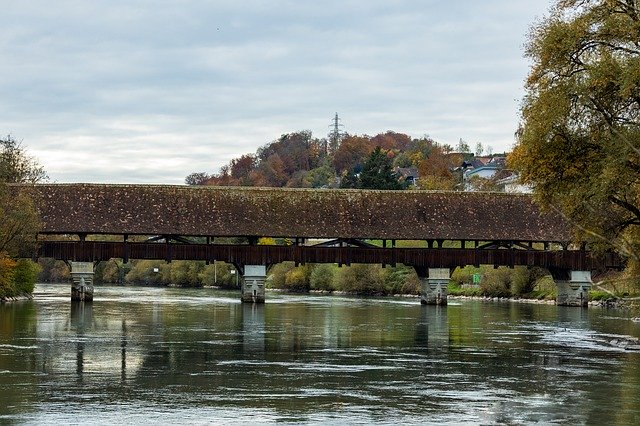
[1,284,640,424]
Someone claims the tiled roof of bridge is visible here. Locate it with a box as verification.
[17,184,571,242]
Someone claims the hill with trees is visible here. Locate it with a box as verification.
[186,129,487,191]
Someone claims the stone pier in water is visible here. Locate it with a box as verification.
[241,265,266,303]
[556,270,592,307]
[419,268,450,305]
[70,261,94,302]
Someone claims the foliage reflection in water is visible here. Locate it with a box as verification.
[1,284,639,424]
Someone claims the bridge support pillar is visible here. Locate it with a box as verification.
[420,268,449,305]
[70,261,94,302]
[241,265,266,303]
[556,270,591,307]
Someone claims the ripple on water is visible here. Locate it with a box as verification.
[4,285,640,424]
[0,344,38,350]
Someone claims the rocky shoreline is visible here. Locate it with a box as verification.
[448,295,555,304]
[449,294,640,309]
[0,293,34,303]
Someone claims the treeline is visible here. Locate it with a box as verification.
[38,259,239,288]
[37,258,572,300]
[186,130,490,190]
[267,262,420,295]
[37,258,421,295]
[449,266,555,299]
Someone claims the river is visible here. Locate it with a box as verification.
[1,284,639,424]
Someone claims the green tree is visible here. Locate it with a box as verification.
[0,137,44,258]
[0,136,48,183]
[336,264,385,295]
[359,146,404,190]
[309,264,336,291]
[0,186,41,257]
[339,169,360,189]
[303,163,337,188]
[456,138,470,153]
[12,259,40,294]
[475,142,484,156]
[510,0,640,259]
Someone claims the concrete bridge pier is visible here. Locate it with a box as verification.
[241,265,266,303]
[555,270,592,307]
[418,267,450,305]
[70,261,94,302]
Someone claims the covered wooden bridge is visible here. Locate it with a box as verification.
[13,184,623,305]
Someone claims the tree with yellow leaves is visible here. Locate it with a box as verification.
[0,136,44,298]
[510,0,640,260]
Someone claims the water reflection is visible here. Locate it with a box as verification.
[414,305,449,350]
[557,304,590,324]
[121,319,127,382]
[242,302,265,354]
[1,285,639,424]
[70,301,91,378]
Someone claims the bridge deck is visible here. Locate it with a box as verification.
[14,184,572,243]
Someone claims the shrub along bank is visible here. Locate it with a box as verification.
[449,265,559,300]
[267,262,421,296]
[0,256,40,300]
[36,259,631,302]
[269,263,557,299]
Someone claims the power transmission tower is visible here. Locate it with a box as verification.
[327,112,345,155]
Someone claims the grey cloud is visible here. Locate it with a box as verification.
[1,0,553,183]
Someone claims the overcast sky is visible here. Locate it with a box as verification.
[1,0,552,184]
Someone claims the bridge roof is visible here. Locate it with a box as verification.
[18,184,571,242]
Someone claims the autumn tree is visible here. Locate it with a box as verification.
[0,136,44,256]
[0,136,43,297]
[417,145,460,190]
[230,154,256,182]
[257,131,321,176]
[509,0,640,259]
[190,130,462,191]
[332,135,374,174]
[0,186,40,257]
[184,172,211,185]
[371,131,412,152]
[251,153,288,187]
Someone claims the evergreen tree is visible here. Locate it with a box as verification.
[359,146,403,190]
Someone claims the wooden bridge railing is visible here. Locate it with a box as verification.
[35,241,624,271]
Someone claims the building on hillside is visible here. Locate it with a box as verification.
[393,167,419,187]
[461,156,506,191]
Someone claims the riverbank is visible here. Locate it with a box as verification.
[307,289,640,310]
[448,294,555,304]
[0,293,33,303]
[448,294,640,310]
